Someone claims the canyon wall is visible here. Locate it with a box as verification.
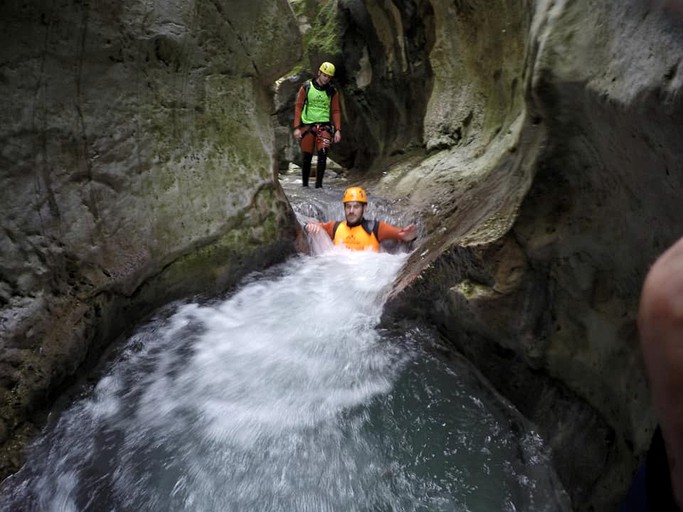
[0,0,303,477]
[328,0,681,510]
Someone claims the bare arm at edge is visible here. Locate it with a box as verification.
[639,235,683,509]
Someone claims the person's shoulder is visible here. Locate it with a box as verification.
[311,79,337,96]
[327,83,338,96]
[362,219,380,235]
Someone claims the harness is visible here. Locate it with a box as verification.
[300,124,334,153]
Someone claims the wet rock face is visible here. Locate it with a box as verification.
[344,0,682,510]
[319,0,531,174]
[0,0,302,478]
[324,0,436,171]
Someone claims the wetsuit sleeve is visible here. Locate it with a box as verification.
[293,87,307,128]
[330,92,341,131]
[320,221,336,239]
[376,221,403,241]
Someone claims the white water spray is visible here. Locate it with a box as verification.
[0,176,570,512]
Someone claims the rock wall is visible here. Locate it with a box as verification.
[330,0,682,510]
[0,0,303,477]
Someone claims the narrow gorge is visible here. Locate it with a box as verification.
[1,1,682,511]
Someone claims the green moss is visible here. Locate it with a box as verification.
[306,4,340,54]
[289,0,340,67]
[454,279,491,300]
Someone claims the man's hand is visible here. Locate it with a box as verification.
[398,224,417,242]
[294,128,302,140]
[334,130,341,144]
[305,222,322,234]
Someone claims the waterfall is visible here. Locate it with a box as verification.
[0,175,570,512]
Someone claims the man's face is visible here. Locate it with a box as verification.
[317,71,332,86]
[344,201,365,225]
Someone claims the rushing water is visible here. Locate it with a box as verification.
[0,175,570,512]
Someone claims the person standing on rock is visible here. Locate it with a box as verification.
[293,61,342,188]
[305,186,417,252]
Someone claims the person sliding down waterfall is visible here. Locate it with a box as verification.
[293,61,342,188]
[305,186,418,252]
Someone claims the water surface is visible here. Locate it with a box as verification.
[0,176,570,511]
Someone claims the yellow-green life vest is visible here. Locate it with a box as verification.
[301,80,334,124]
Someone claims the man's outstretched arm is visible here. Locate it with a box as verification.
[377,222,417,242]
